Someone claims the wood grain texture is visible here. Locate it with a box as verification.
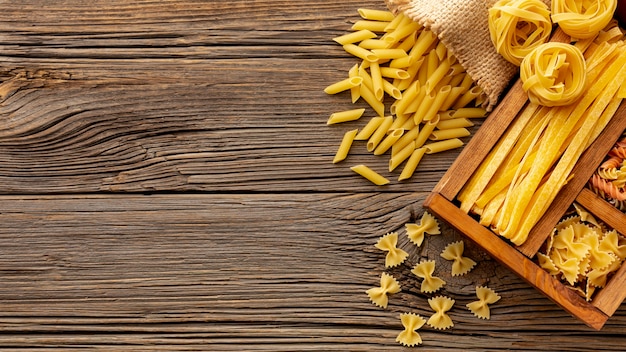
[0,0,625,350]
[0,193,625,351]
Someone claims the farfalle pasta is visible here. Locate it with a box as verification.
[426,296,455,330]
[375,232,409,268]
[366,272,401,308]
[411,260,446,293]
[537,204,626,301]
[396,313,426,347]
[466,286,501,320]
[405,211,441,246]
[520,42,587,106]
[488,0,552,66]
[551,0,618,39]
[440,240,477,276]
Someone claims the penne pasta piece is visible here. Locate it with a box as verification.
[382,79,402,100]
[424,138,464,154]
[352,20,390,33]
[395,81,421,118]
[393,125,419,154]
[355,116,385,140]
[423,85,451,122]
[380,67,410,79]
[351,164,390,185]
[389,55,416,69]
[343,44,379,62]
[429,127,470,140]
[324,76,363,95]
[371,48,408,60]
[348,63,361,103]
[394,31,417,53]
[415,115,440,149]
[389,141,416,171]
[436,117,474,130]
[358,38,391,50]
[367,116,394,151]
[333,129,359,163]
[435,41,448,61]
[440,86,465,111]
[413,88,435,125]
[374,128,404,155]
[369,60,385,100]
[333,29,377,45]
[437,110,456,121]
[383,11,407,32]
[452,107,487,118]
[399,147,427,181]
[453,86,482,109]
[327,108,366,125]
[384,21,421,45]
[357,8,395,22]
[360,83,385,117]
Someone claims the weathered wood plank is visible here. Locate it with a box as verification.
[0,194,624,350]
[0,0,470,194]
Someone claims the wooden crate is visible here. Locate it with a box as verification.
[424,30,626,330]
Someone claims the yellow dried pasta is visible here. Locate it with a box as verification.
[520,42,587,107]
[440,240,477,276]
[551,0,618,39]
[426,296,455,330]
[405,211,441,246]
[488,0,552,66]
[375,232,409,268]
[396,313,426,347]
[466,286,501,320]
[411,260,446,293]
[366,272,401,308]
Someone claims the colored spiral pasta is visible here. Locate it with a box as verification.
[488,0,552,66]
[520,42,586,106]
[552,0,618,39]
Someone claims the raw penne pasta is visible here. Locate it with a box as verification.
[424,138,464,154]
[367,116,394,151]
[392,125,419,154]
[382,79,402,100]
[333,129,359,163]
[355,116,385,140]
[351,164,390,185]
[359,39,391,50]
[383,11,407,32]
[422,85,452,122]
[343,44,379,62]
[327,108,365,125]
[436,118,474,130]
[358,8,395,22]
[425,57,450,93]
[374,128,404,155]
[372,48,408,60]
[324,76,363,95]
[380,67,410,79]
[348,63,361,103]
[429,127,470,140]
[333,29,377,45]
[352,20,390,33]
[369,60,384,100]
[389,55,416,69]
[360,84,385,117]
[453,86,483,109]
[415,115,440,148]
[452,107,487,118]
[399,147,427,181]
[389,141,416,171]
[385,21,421,45]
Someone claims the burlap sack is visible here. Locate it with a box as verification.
[385,0,551,111]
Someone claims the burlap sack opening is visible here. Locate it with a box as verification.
[385,0,551,111]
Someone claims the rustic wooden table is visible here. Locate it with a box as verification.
[0,0,624,350]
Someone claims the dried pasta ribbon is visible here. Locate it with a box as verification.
[466,286,501,320]
[411,260,446,293]
[375,232,409,268]
[396,313,426,347]
[405,211,440,247]
[426,296,455,330]
[552,0,618,40]
[440,240,477,276]
[366,272,401,308]
[520,42,587,107]
[488,0,552,66]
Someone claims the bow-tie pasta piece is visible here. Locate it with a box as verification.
[411,260,446,293]
[366,272,401,308]
[466,286,501,320]
[405,211,440,247]
[375,232,409,268]
[440,240,477,276]
[396,313,426,347]
[426,296,455,330]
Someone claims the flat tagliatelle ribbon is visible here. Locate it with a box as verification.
[520,42,587,107]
